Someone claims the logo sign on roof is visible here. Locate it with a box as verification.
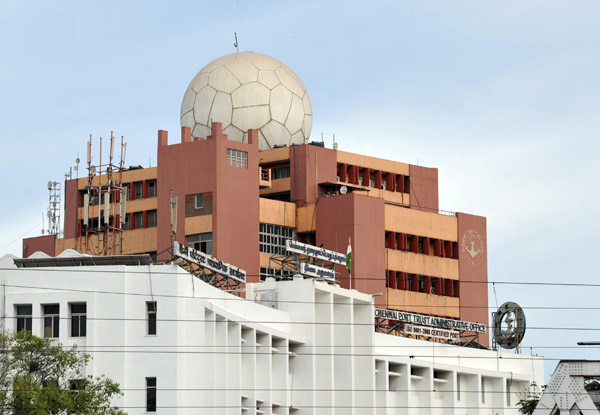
[404,325,460,342]
[173,242,246,284]
[300,262,335,280]
[285,240,346,265]
[374,308,487,334]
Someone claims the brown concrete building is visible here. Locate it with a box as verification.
[24,121,489,346]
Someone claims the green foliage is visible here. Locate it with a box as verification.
[517,384,545,415]
[585,378,600,392]
[517,396,539,415]
[0,330,126,415]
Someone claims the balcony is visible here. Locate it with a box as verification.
[259,167,271,189]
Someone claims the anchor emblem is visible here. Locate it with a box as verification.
[466,238,480,258]
[461,229,484,266]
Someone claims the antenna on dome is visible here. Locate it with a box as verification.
[234,32,239,52]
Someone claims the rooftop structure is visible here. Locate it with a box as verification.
[23,51,490,347]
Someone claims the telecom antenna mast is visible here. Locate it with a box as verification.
[80,132,127,255]
[46,181,61,236]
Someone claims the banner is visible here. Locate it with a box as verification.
[285,240,346,265]
[300,262,335,280]
[173,242,246,284]
[404,325,460,342]
[374,308,486,333]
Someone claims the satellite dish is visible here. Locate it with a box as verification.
[493,301,526,349]
[340,186,348,195]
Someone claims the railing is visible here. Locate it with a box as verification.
[260,168,270,182]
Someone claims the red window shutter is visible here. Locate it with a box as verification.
[388,270,396,289]
[374,171,382,189]
[396,174,404,193]
[398,272,407,290]
[362,168,370,186]
[387,232,396,249]
[338,163,347,182]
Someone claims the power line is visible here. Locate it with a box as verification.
[2,314,599,331]
[3,266,600,287]
[2,282,599,311]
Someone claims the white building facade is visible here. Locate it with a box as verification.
[0,251,543,415]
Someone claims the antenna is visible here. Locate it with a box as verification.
[74,153,80,179]
[46,181,61,236]
[78,131,128,255]
[333,134,338,150]
[234,32,239,52]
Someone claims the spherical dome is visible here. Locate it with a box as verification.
[180,51,312,150]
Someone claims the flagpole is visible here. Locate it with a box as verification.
[348,236,352,290]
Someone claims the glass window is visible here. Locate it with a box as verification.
[122,213,130,230]
[16,305,32,333]
[146,377,157,412]
[259,223,296,254]
[147,210,157,227]
[227,149,247,168]
[134,212,143,229]
[147,302,157,335]
[272,167,290,179]
[134,181,143,199]
[70,379,84,392]
[147,180,157,197]
[195,194,204,209]
[70,303,86,337]
[186,233,213,254]
[43,304,59,338]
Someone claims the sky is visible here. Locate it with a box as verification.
[1,0,600,380]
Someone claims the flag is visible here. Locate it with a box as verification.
[346,237,353,274]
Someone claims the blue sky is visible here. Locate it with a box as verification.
[2,0,600,379]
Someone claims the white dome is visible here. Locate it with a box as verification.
[181,52,312,150]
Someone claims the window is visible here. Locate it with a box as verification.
[146,377,157,412]
[147,302,157,335]
[272,167,290,179]
[43,304,60,338]
[122,213,130,230]
[16,305,32,333]
[259,223,296,254]
[134,181,143,199]
[186,233,213,254]
[70,303,86,337]
[147,210,157,227]
[70,379,84,392]
[260,267,284,281]
[134,212,143,229]
[147,180,157,197]
[227,149,247,168]
[195,194,204,209]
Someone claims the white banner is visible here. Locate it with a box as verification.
[173,242,246,284]
[404,325,460,342]
[300,262,335,280]
[374,308,486,334]
[286,240,346,265]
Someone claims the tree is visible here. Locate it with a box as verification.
[517,383,544,415]
[0,330,126,415]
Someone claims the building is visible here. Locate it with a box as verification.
[23,51,489,346]
[0,251,542,415]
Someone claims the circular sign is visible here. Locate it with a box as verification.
[493,301,526,349]
[461,229,484,266]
